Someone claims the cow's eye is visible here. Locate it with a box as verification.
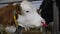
[26,11,29,13]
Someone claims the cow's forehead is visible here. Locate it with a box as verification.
[20,1,33,11]
[21,4,32,10]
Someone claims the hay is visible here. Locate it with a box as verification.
[0,24,11,34]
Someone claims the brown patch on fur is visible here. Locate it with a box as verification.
[15,4,22,15]
[0,4,21,27]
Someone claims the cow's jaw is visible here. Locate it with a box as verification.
[17,13,43,28]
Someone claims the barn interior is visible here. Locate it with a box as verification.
[0,0,60,34]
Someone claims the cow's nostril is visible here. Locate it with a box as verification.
[41,22,48,27]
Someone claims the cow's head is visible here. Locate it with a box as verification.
[14,1,47,28]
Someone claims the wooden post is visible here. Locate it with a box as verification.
[52,0,59,34]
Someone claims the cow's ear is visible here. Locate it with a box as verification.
[14,3,22,15]
[17,4,22,15]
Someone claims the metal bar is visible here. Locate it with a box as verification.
[52,0,59,34]
[15,26,23,34]
[0,0,22,4]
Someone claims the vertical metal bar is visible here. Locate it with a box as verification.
[15,26,23,34]
[52,0,59,34]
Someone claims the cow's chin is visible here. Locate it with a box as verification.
[18,23,42,28]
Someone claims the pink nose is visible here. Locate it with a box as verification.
[41,22,48,27]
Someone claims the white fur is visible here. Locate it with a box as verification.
[5,1,45,32]
[17,1,45,28]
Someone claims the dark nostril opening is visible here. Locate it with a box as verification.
[41,21,44,23]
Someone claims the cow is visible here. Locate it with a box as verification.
[0,4,21,33]
[0,0,47,33]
